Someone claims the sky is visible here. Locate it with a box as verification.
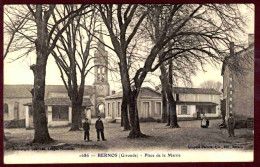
[3,4,255,92]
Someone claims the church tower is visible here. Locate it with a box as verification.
[93,27,110,97]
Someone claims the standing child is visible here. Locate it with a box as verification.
[83,118,91,142]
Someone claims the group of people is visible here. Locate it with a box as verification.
[82,116,106,142]
[84,113,236,141]
[201,112,236,137]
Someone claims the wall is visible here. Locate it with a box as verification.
[105,97,162,120]
[178,93,220,104]
[224,47,254,120]
[105,98,122,120]
[233,64,254,119]
[223,66,232,118]
[4,97,32,121]
[179,94,195,102]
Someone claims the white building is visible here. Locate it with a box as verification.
[105,87,221,121]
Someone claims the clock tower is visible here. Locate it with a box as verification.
[93,27,110,97]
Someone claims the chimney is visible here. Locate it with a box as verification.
[248,34,254,46]
[111,90,116,95]
[230,42,234,57]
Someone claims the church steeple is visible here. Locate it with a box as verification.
[97,25,105,51]
[93,24,109,87]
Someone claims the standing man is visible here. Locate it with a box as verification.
[227,113,235,137]
[83,118,91,142]
[95,116,106,141]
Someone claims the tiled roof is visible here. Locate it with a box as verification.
[4,85,94,98]
[106,87,221,99]
[24,98,92,107]
[173,87,221,95]
[105,87,161,99]
[4,85,33,98]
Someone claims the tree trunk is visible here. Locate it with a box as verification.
[121,109,124,127]
[78,107,82,128]
[31,7,53,143]
[167,59,179,128]
[121,94,130,130]
[127,91,146,138]
[31,58,53,143]
[70,103,81,131]
[160,77,168,123]
[167,93,179,128]
[166,102,170,126]
[160,61,179,128]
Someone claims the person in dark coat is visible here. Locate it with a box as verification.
[83,118,91,142]
[95,116,106,141]
[227,113,235,137]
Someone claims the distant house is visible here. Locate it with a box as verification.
[4,85,93,129]
[105,87,221,121]
[4,85,33,122]
[221,35,254,128]
[173,87,221,118]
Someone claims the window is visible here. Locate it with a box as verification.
[4,103,8,114]
[180,106,188,115]
[206,106,216,114]
[155,102,162,116]
[112,102,115,117]
[230,104,232,108]
[143,102,150,117]
[181,106,188,115]
[230,90,232,95]
[14,102,19,120]
[52,106,69,121]
[118,102,121,117]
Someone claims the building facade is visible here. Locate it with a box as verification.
[105,87,221,121]
[221,36,254,128]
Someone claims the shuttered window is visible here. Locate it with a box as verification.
[52,106,69,121]
[118,102,121,117]
[143,102,150,117]
[180,105,189,115]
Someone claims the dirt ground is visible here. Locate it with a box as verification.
[4,119,253,152]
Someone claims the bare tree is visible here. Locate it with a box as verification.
[200,80,222,91]
[4,4,88,143]
[98,4,149,137]
[51,5,96,131]
[143,4,250,128]
[101,4,251,135]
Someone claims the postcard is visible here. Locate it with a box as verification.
[3,3,254,163]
